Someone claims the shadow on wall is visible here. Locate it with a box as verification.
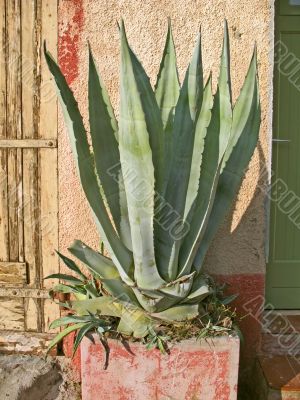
[203,143,268,399]
[204,142,268,277]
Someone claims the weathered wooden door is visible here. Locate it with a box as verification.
[266,0,300,308]
[0,0,59,352]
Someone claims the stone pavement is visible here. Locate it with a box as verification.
[0,355,81,400]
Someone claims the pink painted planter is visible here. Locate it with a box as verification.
[81,335,240,400]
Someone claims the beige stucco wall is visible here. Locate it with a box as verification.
[58,0,274,276]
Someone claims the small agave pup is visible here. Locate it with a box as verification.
[44,20,260,354]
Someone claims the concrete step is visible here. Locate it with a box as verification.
[254,355,300,400]
[254,312,300,400]
[261,333,300,357]
[262,312,300,335]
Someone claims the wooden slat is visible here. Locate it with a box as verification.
[39,148,59,330]
[7,150,19,261]
[24,297,38,331]
[22,0,40,298]
[0,262,26,286]
[6,0,22,263]
[40,1,58,288]
[0,0,8,263]
[0,155,9,260]
[40,149,58,288]
[21,0,36,142]
[0,0,6,137]
[17,146,23,262]
[0,288,50,298]
[0,298,24,331]
[39,0,60,331]
[0,139,57,147]
[40,0,57,128]
[23,145,39,289]
[0,330,55,355]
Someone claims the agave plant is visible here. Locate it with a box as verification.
[44,20,260,351]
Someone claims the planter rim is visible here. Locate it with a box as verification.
[86,332,240,350]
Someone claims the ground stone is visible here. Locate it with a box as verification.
[0,355,81,400]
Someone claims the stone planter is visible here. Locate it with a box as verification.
[81,335,240,400]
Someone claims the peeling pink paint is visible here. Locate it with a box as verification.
[213,273,265,363]
[58,0,84,85]
[213,351,230,400]
[58,1,84,381]
[213,273,265,393]
[63,331,81,382]
[81,336,240,400]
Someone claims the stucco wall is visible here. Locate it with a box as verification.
[58,0,274,277]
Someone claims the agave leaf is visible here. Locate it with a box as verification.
[193,47,260,272]
[74,293,88,301]
[188,32,204,118]
[155,20,180,191]
[184,76,213,219]
[179,20,232,275]
[84,283,99,298]
[51,282,88,301]
[72,296,123,317]
[220,293,239,305]
[222,46,258,171]
[73,322,96,356]
[88,46,132,250]
[49,315,92,330]
[68,240,120,280]
[52,283,78,294]
[132,272,195,313]
[101,278,138,306]
[117,308,152,338]
[216,20,232,152]
[44,45,133,286]
[159,272,195,298]
[155,19,180,166]
[120,22,165,196]
[151,304,199,322]
[44,273,83,284]
[155,33,203,281]
[119,21,165,290]
[132,287,180,313]
[69,240,138,305]
[182,280,211,304]
[56,250,87,280]
[47,323,86,355]
[118,178,132,251]
[178,156,225,277]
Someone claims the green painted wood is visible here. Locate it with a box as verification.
[280,0,300,16]
[266,0,300,308]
